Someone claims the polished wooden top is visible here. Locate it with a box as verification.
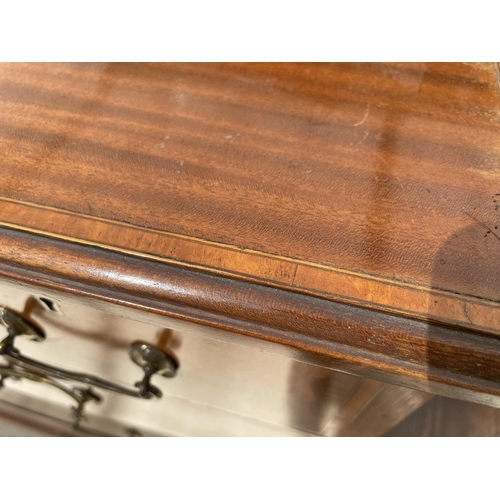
[0,63,499,334]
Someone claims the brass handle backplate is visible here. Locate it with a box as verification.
[0,306,178,429]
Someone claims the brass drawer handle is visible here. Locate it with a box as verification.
[0,367,102,428]
[0,306,178,428]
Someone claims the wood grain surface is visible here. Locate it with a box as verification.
[0,63,499,334]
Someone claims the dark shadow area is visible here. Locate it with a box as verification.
[398,221,500,436]
[386,395,500,437]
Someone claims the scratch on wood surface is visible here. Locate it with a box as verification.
[354,106,370,127]
[463,302,472,323]
[355,131,370,147]
[464,212,500,242]
[290,263,299,285]
[374,151,390,167]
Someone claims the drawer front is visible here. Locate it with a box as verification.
[0,282,357,436]
[0,280,431,436]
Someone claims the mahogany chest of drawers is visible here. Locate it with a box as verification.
[0,62,499,436]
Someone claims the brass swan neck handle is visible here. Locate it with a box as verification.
[0,306,178,428]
